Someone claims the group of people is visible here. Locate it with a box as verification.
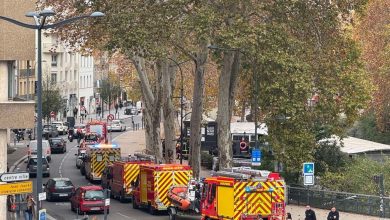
[299,205,339,220]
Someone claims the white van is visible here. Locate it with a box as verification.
[28,140,51,162]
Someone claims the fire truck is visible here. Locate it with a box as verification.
[201,168,286,220]
[101,158,153,202]
[132,164,192,214]
[84,144,121,181]
[86,120,108,144]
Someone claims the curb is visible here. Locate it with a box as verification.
[9,155,28,172]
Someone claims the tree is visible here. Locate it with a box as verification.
[98,77,120,112]
[42,79,63,122]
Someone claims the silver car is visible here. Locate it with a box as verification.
[75,149,86,169]
[108,120,126,132]
[28,140,51,162]
[26,156,50,177]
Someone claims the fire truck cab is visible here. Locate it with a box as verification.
[86,120,108,144]
[201,168,286,220]
[84,144,121,181]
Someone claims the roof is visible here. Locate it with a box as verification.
[141,163,191,171]
[230,122,268,135]
[320,136,390,154]
[50,177,71,181]
[79,185,103,191]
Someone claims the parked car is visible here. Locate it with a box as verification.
[28,140,51,162]
[49,137,67,153]
[44,178,75,201]
[26,155,50,177]
[70,185,109,215]
[108,120,126,132]
[75,149,87,169]
[124,106,138,115]
[52,121,68,135]
[43,124,59,138]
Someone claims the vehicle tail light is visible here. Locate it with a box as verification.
[123,183,126,189]
[47,149,51,154]
[49,187,56,192]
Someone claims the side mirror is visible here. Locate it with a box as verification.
[75,153,78,156]
[27,145,29,148]
[24,160,28,164]
[77,145,80,148]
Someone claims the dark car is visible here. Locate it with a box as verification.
[44,178,75,201]
[49,137,67,153]
[26,156,50,177]
[124,106,138,115]
[43,124,59,138]
[70,185,109,215]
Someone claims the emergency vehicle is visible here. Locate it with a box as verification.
[86,120,108,144]
[101,160,153,202]
[132,164,192,214]
[201,168,286,220]
[84,144,121,181]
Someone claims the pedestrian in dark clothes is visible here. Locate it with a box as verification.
[327,207,339,220]
[305,205,316,220]
[286,212,292,220]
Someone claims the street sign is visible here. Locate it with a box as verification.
[0,172,29,182]
[303,162,314,175]
[50,111,55,117]
[105,198,110,206]
[39,209,46,220]
[0,181,32,195]
[304,174,315,186]
[81,106,86,111]
[39,192,46,201]
[107,114,114,121]
[251,149,262,166]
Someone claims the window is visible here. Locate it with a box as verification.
[65,71,68,81]
[51,55,57,66]
[74,71,77,81]
[109,154,115,162]
[51,73,57,85]
[96,153,103,162]
[207,126,214,136]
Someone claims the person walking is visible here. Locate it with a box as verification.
[24,194,35,220]
[327,207,339,220]
[305,205,316,220]
[286,212,292,220]
[73,107,78,118]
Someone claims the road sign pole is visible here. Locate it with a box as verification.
[103,189,110,220]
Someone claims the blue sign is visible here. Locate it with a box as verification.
[251,149,262,166]
[39,209,46,220]
[303,162,314,174]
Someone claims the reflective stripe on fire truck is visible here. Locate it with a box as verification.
[124,164,141,193]
[155,170,193,208]
[91,148,120,178]
[233,180,285,220]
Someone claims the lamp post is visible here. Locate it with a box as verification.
[167,58,184,164]
[0,10,104,219]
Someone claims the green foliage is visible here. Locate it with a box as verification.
[314,142,349,175]
[348,111,390,144]
[320,156,390,195]
[98,78,121,105]
[42,80,64,121]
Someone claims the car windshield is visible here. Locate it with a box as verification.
[55,180,73,187]
[29,158,48,165]
[75,125,85,129]
[43,125,51,129]
[84,190,104,200]
[29,141,49,149]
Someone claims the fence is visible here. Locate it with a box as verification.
[287,186,390,217]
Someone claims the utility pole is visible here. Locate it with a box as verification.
[26,60,30,100]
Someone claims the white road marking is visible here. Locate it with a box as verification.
[116,212,134,219]
[59,145,78,178]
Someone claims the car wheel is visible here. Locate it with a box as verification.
[119,191,126,203]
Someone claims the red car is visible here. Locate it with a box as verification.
[70,185,109,214]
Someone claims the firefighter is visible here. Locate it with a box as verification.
[327,207,339,220]
[305,205,316,220]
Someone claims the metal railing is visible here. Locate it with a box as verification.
[287,186,390,217]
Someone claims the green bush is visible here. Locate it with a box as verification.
[201,151,213,170]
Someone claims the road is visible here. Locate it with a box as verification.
[13,115,193,220]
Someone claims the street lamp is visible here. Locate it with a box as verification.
[167,58,184,164]
[0,9,104,219]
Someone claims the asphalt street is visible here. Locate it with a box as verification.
[12,115,195,220]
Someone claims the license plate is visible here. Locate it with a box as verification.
[59,194,68,197]
[90,207,100,211]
